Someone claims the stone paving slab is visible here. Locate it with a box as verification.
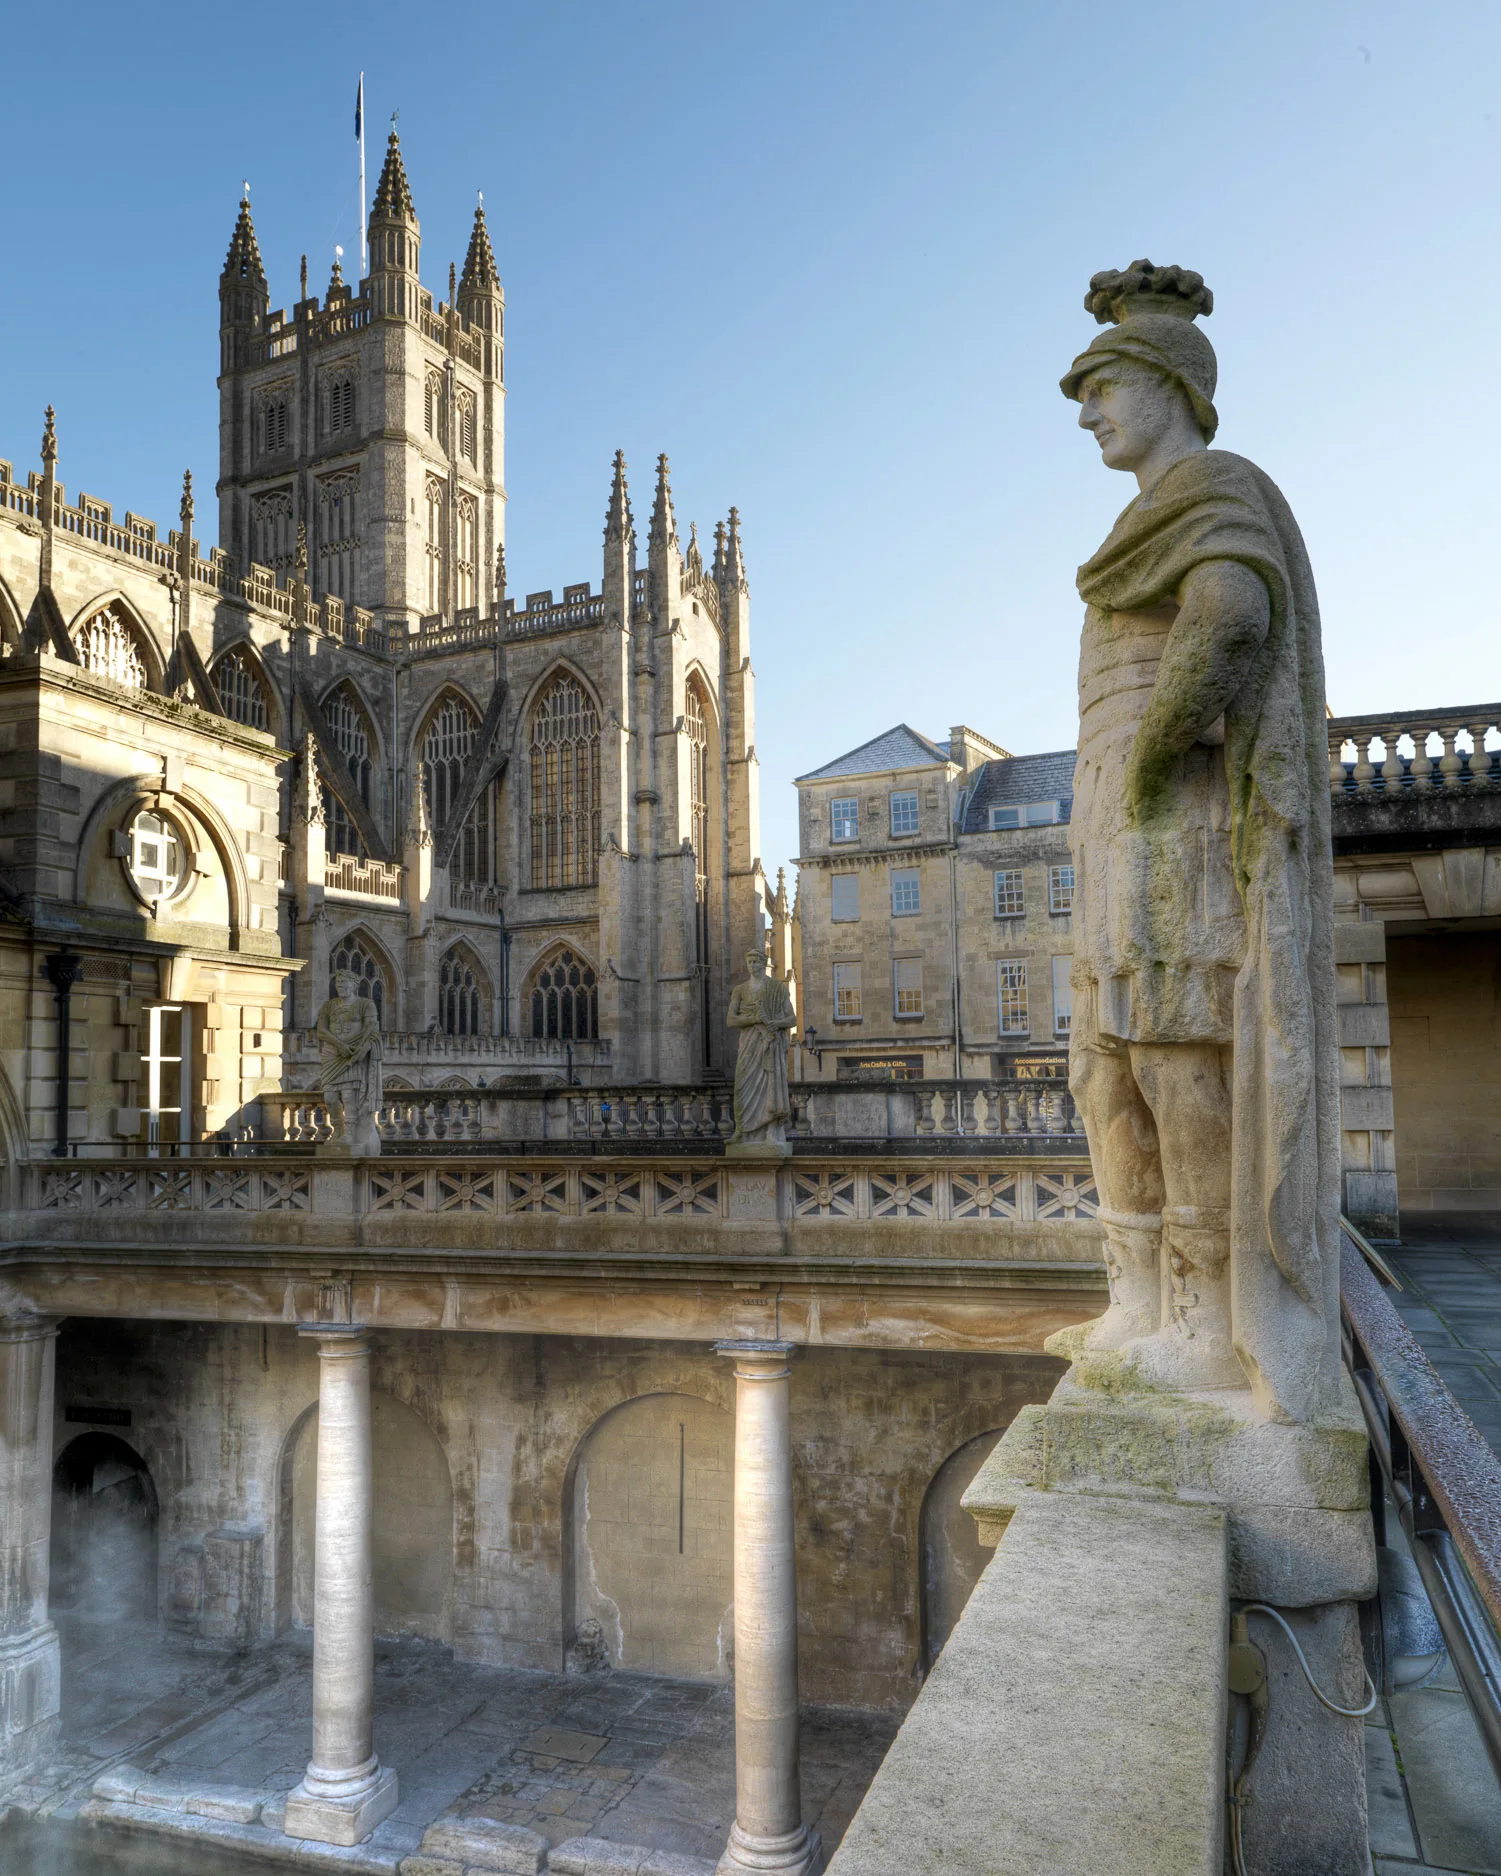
[11,1623,894,1869]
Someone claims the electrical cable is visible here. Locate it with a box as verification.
[1242,1603,1379,1717]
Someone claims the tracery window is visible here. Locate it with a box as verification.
[214,646,269,730]
[251,488,295,574]
[421,692,491,883]
[424,368,445,444]
[321,683,374,860]
[71,606,146,689]
[438,947,487,1037]
[529,673,600,888]
[529,947,598,1041]
[329,932,386,1025]
[425,474,445,613]
[455,493,476,612]
[457,390,476,462]
[318,471,360,604]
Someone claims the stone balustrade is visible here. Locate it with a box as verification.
[1329,705,1501,797]
[257,1077,1081,1148]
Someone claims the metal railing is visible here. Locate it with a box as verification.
[1340,1223,1501,1781]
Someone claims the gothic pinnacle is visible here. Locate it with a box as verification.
[222,196,266,284]
[40,406,57,468]
[180,470,194,529]
[685,522,703,582]
[328,248,344,293]
[460,198,501,291]
[371,127,416,222]
[604,451,633,545]
[722,506,747,589]
[712,520,727,584]
[650,454,678,551]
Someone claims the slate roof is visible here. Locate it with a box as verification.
[959,749,1077,833]
[795,724,953,785]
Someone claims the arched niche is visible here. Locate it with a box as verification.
[565,1392,734,1681]
[51,1432,160,1627]
[918,1430,1005,1671]
[283,1391,453,1642]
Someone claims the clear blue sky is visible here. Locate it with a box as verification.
[4,2,1498,879]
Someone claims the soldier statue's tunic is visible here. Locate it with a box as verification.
[1057,262,1341,1425]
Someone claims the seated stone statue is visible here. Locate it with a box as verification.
[727,950,795,1150]
[314,970,383,1157]
[1055,260,1340,1426]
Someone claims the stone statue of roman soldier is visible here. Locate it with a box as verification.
[314,970,384,1157]
[1054,261,1341,1425]
[727,950,796,1152]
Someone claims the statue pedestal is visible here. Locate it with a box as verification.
[724,1140,792,1161]
[965,1369,1377,1876]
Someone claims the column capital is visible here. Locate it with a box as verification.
[297,1323,371,1357]
[0,1313,61,1346]
[715,1339,795,1379]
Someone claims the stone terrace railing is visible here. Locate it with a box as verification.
[255,1077,1079,1148]
[1329,706,1501,797]
[281,1031,613,1079]
[19,1155,1099,1229]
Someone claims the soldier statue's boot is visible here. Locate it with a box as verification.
[1119,1206,1243,1389]
[1045,1208,1161,1362]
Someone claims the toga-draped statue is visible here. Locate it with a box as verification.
[727,950,795,1149]
[1056,260,1340,1425]
[315,970,384,1156]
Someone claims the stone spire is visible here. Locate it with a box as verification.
[221,197,266,286]
[459,198,501,292]
[685,522,703,583]
[495,541,507,606]
[712,520,727,585]
[40,406,57,469]
[650,454,678,554]
[604,451,634,546]
[371,128,416,222]
[180,469,194,532]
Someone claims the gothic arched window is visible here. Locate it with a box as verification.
[262,397,290,455]
[455,493,477,612]
[421,692,491,883]
[71,606,147,690]
[530,672,600,889]
[439,947,487,1037]
[214,646,269,730]
[251,488,295,574]
[329,932,387,1025]
[318,471,359,603]
[529,947,598,1041]
[425,474,445,614]
[458,390,476,462]
[686,677,712,987]
[326,375,356,437]
[321,683,374,860]
[424,368,445,444]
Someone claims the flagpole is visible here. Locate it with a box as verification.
[357,73,367,279]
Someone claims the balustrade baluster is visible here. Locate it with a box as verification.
[1352,735,1379,792]
[1409,727,1436,790]
[1438,728,1464,787]
[1378,730,1404,791]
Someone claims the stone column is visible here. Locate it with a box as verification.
[715,1340,821,1876]
[0,1314,61,1777]
[284,1326,397,1846]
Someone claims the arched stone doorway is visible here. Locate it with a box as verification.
[51,1433,159,1626]
[568,1393,734,1681]
[285,1392,453,1642]
[919,1431,1005,1671]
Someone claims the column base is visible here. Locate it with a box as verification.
[283,1764,398,1846]
[0,1622,61,1778]
[716,1821,823,1874]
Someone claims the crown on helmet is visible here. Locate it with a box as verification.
[1085,259,1213,327]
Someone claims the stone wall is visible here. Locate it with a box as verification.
[51,1320,1062,1710]
[1387,928,1501,1213]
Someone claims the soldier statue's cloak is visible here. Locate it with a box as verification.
[1074,448,1340,1421]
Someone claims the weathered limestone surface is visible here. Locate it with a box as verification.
[0,1314,60,1776]
[825,1491,1228,1876]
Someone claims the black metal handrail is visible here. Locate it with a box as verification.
[1340,1224,1501,1781]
